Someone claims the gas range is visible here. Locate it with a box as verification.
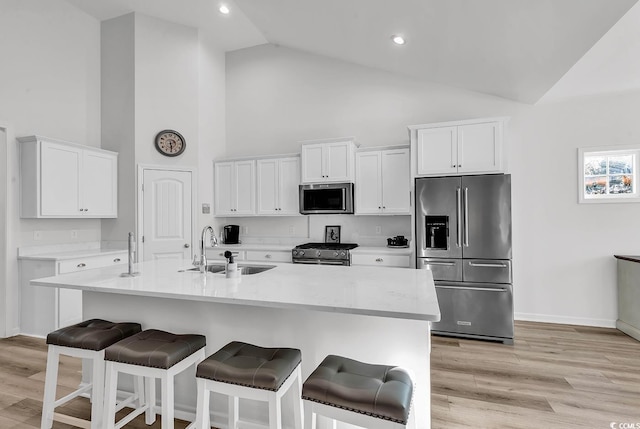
[291,242,358,266]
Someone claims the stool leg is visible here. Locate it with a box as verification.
[292,366,303,429]
[145,377,156,425]
[195,378,210,429]
[90,354,105,429]
[135,375,145,408]
[268,394,282,429]
[40,346,59,429]
[303,401,315,429]
[102,362,118,429]
[228,395,239,429]
[161,373,175,429]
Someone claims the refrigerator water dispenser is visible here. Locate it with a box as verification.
[425,215,448,249]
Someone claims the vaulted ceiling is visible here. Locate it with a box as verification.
[65,0,638,104]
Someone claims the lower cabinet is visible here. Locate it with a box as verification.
[205,247,292,263]
[19,251,127,336]
[351,251,411,268]
[245,250,292,263]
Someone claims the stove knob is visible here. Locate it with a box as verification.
[299,250,305,256]
[293,250,298,256]
[317,250,322,257]
[341,251,346,256]
[334,251,339,257]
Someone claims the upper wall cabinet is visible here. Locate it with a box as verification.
[355,147,410,215]
[256,156,300,215]
[301,138,356,183]
[409,118,507,177]
[18,136,118,218]
[214,160,256,216]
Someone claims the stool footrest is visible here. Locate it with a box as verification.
[53,412,91,429]
[114,406,146,429]
[53,383,93,408]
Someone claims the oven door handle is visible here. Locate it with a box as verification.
[293,259,348,266]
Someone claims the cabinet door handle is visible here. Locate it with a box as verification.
[113,258,121,263]
[265,254,272,259]
[77,263,86,268]
[375,258,383,262]
[184,244,190,248]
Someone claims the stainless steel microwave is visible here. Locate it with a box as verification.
[299,183,354,215]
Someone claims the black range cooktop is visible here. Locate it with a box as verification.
[294,243,358,250]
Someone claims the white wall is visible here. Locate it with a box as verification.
[0,0,101,335]
[226,44,640,327]
[100,13,227,247]
[0,126,7,336]
[513,92,640,326]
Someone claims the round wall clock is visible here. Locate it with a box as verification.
[154,130,186,157]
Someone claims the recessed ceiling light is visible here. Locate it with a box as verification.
[219,4,230,14]
[392,35,406,45]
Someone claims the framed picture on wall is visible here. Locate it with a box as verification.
[324,225,341,244]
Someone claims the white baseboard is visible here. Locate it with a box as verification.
[515,312,616,328]
[616,320,640,341]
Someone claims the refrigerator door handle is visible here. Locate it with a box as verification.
[436,285,507,293]
[456,187,462,248]
[468,262,508,268]
[424,261,456,266]
[463,187,469,247]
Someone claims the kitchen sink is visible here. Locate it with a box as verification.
[180,264,276,275]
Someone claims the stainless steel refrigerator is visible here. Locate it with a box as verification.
[416,174,513,343]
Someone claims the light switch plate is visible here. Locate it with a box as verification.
[202,203,210,214]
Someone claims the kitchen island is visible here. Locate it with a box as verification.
[615,255,640,342]
[32,259,440,428]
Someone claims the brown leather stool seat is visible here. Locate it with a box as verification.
[302,355,413,424]
[105,329,206,369]
[46,318,142,351]
[196,341,302,391]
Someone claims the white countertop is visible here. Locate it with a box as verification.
[351,246,412,256]
[18,248,127,261]
[206,243,296,252]
[31,259,440,321]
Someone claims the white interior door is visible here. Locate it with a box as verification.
[142,169,193,261]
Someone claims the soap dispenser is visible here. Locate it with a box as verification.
[224,250,239,278]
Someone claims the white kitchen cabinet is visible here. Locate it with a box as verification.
[411,118,506,176]
[19,250,127,336]
[214,160,255,215]
[206,248,247,261]
[355,147,410,215]
[18,135,118,218]
[301,139,356,183]
[351,250,411,268]
[245,250,292,263]
[257,156,300,215]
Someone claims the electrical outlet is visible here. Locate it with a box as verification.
[71,230,78,239]
[33,230,42,241]
[375,226,381,234]
[289,226,295,235]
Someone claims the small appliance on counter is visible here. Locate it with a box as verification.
[222,225,240,244]
[387,235,409,248]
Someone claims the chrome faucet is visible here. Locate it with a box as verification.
[194,226,218,273]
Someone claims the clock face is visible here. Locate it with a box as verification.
[155,130,186,157]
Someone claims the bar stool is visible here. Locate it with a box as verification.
[302,355,415,429]
[102,329,206,429]
[41,319,142,429]
[190,341,303,429]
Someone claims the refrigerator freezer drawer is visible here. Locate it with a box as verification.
[418,258,462,282]
[463,259,511,284]
[432,282,514,340]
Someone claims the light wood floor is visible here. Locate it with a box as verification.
[0,321,638,428]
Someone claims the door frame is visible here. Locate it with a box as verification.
[136,164,198,263]
[0,123,8,337]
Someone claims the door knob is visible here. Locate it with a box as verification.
[184,244,190,248]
